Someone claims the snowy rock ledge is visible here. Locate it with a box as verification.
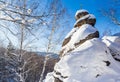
[60,24,99,57]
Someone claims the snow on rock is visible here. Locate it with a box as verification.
[74,14,96,27]
[102,35,120,62]
[60,24,99,56]
[60,10,98,57]
[64,28,78,39]
[70,24,97,44]
[75,9,89,20]
[44,9,120,82]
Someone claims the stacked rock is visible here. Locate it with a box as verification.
[60,9,99,57]
[74,9,96,27]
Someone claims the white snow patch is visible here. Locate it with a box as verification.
[71,24,97,44]
[61,24,98,55]
[65,27,78,39]
[102,36,120,53]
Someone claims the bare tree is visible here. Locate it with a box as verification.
[39,0,69,82]
[0,0,52,82]
[0,0,70,82]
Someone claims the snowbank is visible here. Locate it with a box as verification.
[45,39,120,82]
[102,35,120,62]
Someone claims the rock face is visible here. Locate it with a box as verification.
[60,10,99,57]
[44,9,120,82]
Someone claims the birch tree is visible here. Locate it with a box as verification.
[0,0,69,82]
[39,0,69,81]
[0,0,52,82]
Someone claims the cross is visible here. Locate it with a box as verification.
[80,4,83,9]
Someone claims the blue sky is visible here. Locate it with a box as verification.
[62,0,120,36]
[0,0,120,52]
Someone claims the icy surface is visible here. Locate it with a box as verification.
[45,38,120,82]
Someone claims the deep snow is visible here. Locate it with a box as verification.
[45,38,120,82]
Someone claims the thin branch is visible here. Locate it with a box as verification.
[0,24,17,36]
[1,8,52,19]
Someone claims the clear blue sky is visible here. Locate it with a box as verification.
[62,0,120,36]
[0,0,120,52]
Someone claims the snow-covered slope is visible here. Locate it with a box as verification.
[102,35,120,62]
[45,39,120,82]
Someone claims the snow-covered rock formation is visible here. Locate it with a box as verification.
[60,10,99,57]
[44,9,120,82]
